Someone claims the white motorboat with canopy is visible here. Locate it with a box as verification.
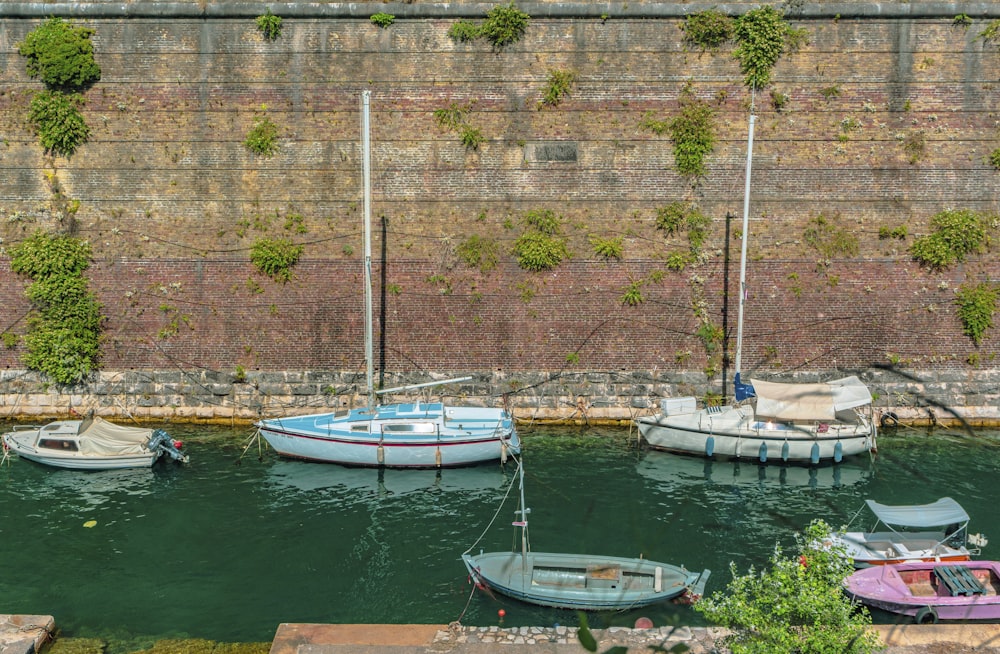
[828,497,985,568]
[255,92,519,468]
[636,105,877,464]
[1,416,188,470]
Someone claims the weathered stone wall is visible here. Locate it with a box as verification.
[0,3,999,423]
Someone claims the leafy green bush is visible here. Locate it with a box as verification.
[697,520,880,654]
[956,282,998,345]
[28,90,89,156]
[656,202,712,255]
[590,235,623,259]
[540,69,576,108]
[18,17,101,89]
[244,109,279,157]
[480,2,530,49]
[456,234,500,272]
[513,232,569,271]
[523,208,561,235]
[909,208,990,270]
[978,19,1000,45]
[434,101,484,150]
[10,232,102,384]
[621,280,644,306]
[990,148,1000,170]
[682,9,734,51]
[638,111,669,136]
[460,126,485,150]
[448,20,481,42]
[370,13,395,28]
[733,6,806,90]
[669,87,715,178]
[250,237,303,283]
[256,9,283,41]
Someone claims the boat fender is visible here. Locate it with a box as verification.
[705,436,715,457]
[915,606,938,624]
[880,411,899,429]
[435,447,442,468]
[501,442,508,464]
[781,441,790,462]
[810,443,820,465]
[758,442,767,463]
[377,444,384,465]
[834,441,843,463]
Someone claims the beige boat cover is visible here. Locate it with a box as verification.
[751,376,872,422]
[77,417,153,456]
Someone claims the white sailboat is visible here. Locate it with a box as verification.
[256,92,519,468]
[636,110,877,464]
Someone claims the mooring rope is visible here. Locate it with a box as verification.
[462,454,521,556]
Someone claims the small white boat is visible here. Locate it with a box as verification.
[1,416,188,470]
[462,458,710,610]
[828,497,984,568]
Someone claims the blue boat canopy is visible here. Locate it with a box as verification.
[865,497,970,528]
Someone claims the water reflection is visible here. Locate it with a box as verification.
[265,459,514,507]
[636,450,874,491]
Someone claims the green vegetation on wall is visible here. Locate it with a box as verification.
[370,13,395,28]
[669,86,715,178]
[434,101,484,150]
[733,6,808,90]
[681,9,734,51]
[955,282,998,346]
[457,234,500,273]
[539,69,576,108]
[513,209,570,271]
[28,90,90,156]
[9,232,102,385]
[18,17,101,157]
[909,208,991,270]
[18,17,101,89]
[802,213,860,260]
[250,237,303,283]
[447,2,529,49]
[244,107,280,157]
[256,9,283,41]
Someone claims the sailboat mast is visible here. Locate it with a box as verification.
[733,111,756,389]
[361,91,375,411]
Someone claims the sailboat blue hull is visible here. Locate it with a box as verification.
[257,402,518,468]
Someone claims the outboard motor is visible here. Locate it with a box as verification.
[148,429,189,463]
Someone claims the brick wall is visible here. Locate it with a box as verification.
[0,4,998,421]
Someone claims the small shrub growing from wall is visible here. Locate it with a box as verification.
[681,9,734,51]
[480,2,530,49]
[29,90,90,156]
[457,234,500,272]
[955,282,998,346]
[910,208,991,270]
[669,86,715,178]
[370,13,395,28]
[244,107,280,157]
[250,237,303,283]
[513,209,570,271]
[256,9,283,41]
[733,6,807,90]
[18,17,101,89]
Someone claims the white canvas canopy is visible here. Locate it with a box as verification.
[77,417,153,456]
[751,376,873,421]
[866,497,970,529]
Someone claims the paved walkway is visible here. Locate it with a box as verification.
[269,622,1000,654]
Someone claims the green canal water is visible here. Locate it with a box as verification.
[1,422,998,646]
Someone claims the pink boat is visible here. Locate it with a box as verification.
[845,560,1000,623]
